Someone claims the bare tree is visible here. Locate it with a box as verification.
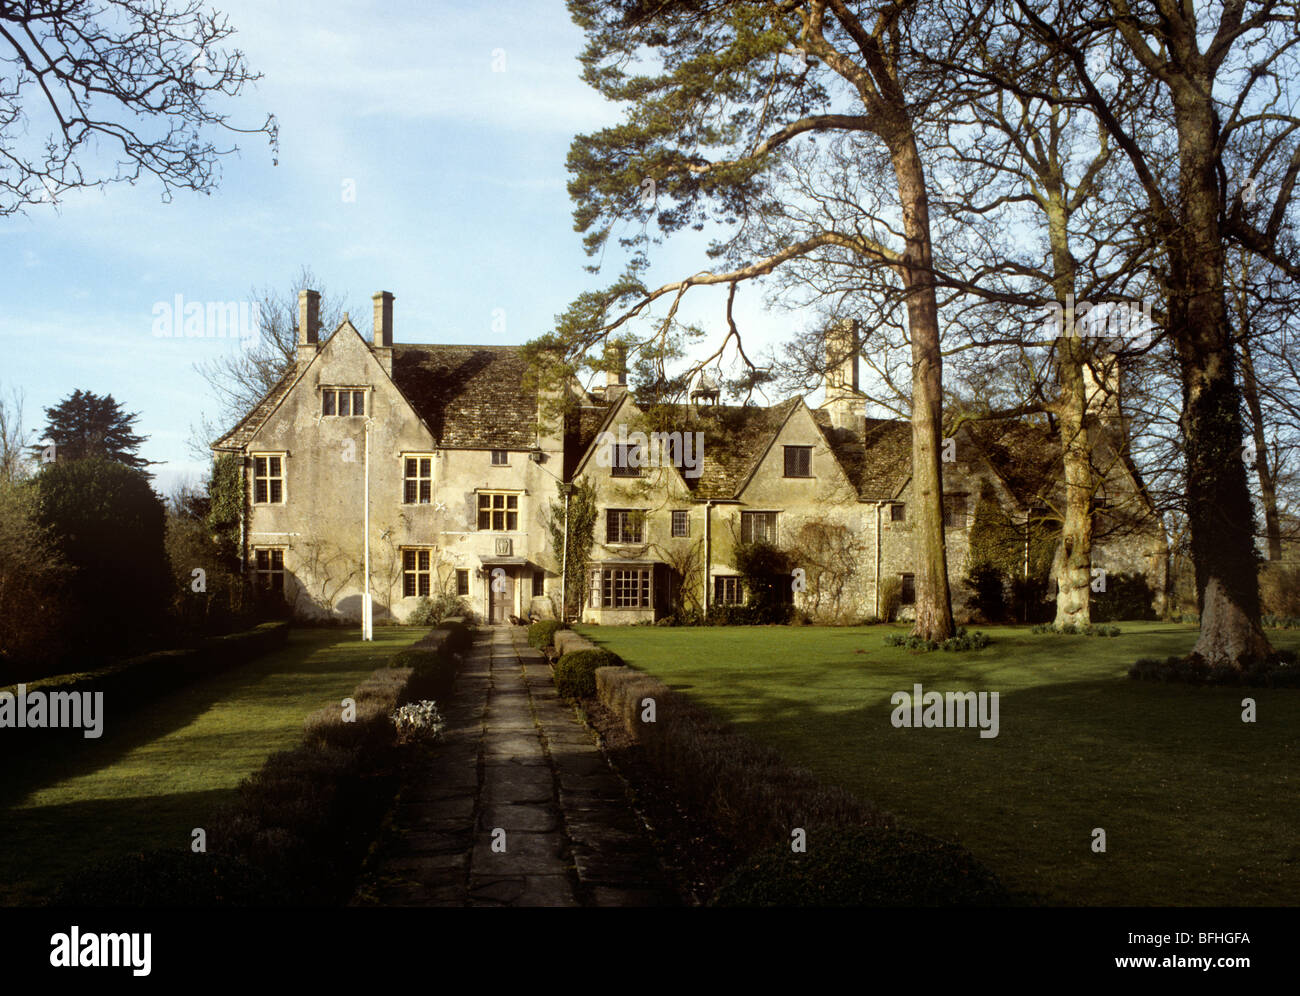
[0,384,33,482]
[0,0,275,216]
[196,266,359,430]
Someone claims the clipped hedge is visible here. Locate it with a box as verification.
[555,648,622,698]
[528,619,565,650]
[554,629,597,656]
[1,621,291,757]
[711,826,1009,907]
[594,666,887,853]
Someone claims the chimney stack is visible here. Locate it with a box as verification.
[297,289,320,359]
[824,318,860,394]
[605,342,627,400]
[372,291,394,348]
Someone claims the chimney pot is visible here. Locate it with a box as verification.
[372,291,394,348]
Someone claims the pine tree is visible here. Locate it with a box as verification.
[37,389,152,472]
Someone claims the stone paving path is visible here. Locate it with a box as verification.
[355,627,677,907]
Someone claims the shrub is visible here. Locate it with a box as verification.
[51,850,288,907]
[554,648,623,698]
[35,457,171,656]
[879,576,902,623]
[1091,571,1157,622]
[711,826,1008,907]
[884,627,990,652]
[390,647,458,701]
[408,592,469,627]
[528,619,565,649]
[1129,651,1300,687]
[963,562,1008,623]
[391,700,445,744]
[431,618,472,655]
[1262,614,1300,629]
[1031,623,1121,637]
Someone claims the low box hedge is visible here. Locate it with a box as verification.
[1,621,291,757]
[711,826,1009,907]
[554,648,623,699]
[528,619,565,650]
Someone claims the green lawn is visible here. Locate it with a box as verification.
[578,622,1300,906]
[0,627,418,905]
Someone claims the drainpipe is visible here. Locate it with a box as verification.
[561,484,571,623]
[875,501,883,619]
[704,500,713,614]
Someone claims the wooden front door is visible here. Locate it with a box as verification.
[489,569,515,623]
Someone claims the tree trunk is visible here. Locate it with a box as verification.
[1239,337,1282,560]
[1045,194,1095,629]
[890,129,954,641]
[1169,97,1272,667]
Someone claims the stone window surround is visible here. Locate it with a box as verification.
[251,452,285,505]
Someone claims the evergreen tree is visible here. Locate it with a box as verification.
[37,389,152,471]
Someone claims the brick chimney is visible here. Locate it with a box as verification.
[372,291,394,375]
[297,289,320,362]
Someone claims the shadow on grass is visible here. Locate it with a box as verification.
[0,787,237,906]
[691,674,1297,906]
[0,631,350,811]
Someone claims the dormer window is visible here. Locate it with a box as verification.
[322,388,366,417]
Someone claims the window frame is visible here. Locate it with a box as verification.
[491,450,510,466]
[251,453,285,505]
[402,548,434,598]
[455,568,470,597]
[783,445,813,478]
[943,493,969,530]
[890,502,906,523]
[477,491,520,531]
[253,547,285,592]
[714,575,743,606]
[900,572,916,605]
[605,508,646,544]
[671,509,690,538]
[532,571,545,598]
[403,454,435,505]
[740,510,779,544]
[321,386,367,418]
[610,443,641,478]
[588,565,652,609]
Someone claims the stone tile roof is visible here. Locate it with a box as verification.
[391,344,538,449]
[684,398,801,499]
[811,412,914,500]
[213,343,542,453]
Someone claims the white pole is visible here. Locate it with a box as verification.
[561,486,570,623]
[363,418,372,641]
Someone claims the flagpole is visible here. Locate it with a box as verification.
[363,417,372,641]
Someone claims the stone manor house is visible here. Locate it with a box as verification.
[212,290,1167,625]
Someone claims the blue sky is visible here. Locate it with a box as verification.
[0,0,794,495]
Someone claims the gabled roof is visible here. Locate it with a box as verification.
[212,338,542,453]
[811,413,913,501]
[689,398,801,499]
